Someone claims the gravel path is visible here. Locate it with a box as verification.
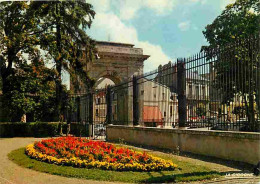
[0,137,259,184]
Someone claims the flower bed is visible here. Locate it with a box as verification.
[25,137,177,171]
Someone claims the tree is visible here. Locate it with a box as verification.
[3,51,55,121]
[202,0,260,131]
[0,2,40,95]
[0,1,96,120]
[31,1,96,118]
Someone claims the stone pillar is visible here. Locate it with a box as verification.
[177,58,187,128]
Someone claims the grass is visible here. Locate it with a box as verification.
[8,146,222,183]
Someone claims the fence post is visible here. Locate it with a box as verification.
[88,92,94,137]
[106,85,113,124]
[76,96,81,122]
[177,58,187,128]
[133,75,139,126]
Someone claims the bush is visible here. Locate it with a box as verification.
[0,122,90,137]
[0,122,59,137]
[31,122,59,137]
[59,123,89,137]
[70,123,89,137]
[0,122,90,138]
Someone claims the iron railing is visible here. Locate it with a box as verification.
[69,34,260,134]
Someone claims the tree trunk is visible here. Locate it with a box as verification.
[55,2,63,121]
[256,68,260,120]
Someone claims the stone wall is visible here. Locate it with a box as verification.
[107,125,260,165]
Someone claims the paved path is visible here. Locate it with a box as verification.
[0,138,124,184]
[0,138,259,184]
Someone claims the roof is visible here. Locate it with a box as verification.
[143,106,163,123]
[96,41,134,48]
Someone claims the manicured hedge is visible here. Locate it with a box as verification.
[0,122,89,137]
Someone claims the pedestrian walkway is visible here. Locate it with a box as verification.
[0,138,124,184]
[203,177,259,184]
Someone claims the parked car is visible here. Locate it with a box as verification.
[94,124,106,136]
[205,117,218,125]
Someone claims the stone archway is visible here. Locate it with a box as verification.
[71,41,149,93]
[87,41,149,89]
[93,72,122,88]
[70,41,149,133]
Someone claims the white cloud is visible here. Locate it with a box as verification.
[87,0,177,20]
[189,0,200,2]
[138,41,173,72]
[201,0,208,5]
[119,0,177,20]
[142,0,177,15]
[118,0,177,20]
[92,13,138,43]
[86,0,111,12]
[188,0,207,4]
[89,12,172,71]
[118,0,141,21]
[178,21,191,31]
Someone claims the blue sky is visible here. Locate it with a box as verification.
[85,0,236,72]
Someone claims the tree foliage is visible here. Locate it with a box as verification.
[31,1,96,116]
[0,2,40,94]
[203,0,260,130]
[203,0,259,47]
[3,51,63,121]
[0,1,96,121]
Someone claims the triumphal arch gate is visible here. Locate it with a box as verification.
[70,41,149,128]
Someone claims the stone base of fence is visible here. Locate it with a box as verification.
[106,125,260,165]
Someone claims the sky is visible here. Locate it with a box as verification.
[85,0,236,72]
[61,0,236,88]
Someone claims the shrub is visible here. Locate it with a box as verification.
[0,122,59,137]
[0,122,90,137]
[70,123,89,137]
[31,122,59,137]
[59,123,89,137]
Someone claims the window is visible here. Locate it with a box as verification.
[196,86,199,98]
[170,106,173,116]
[113,93,117,100]
[141,90,144,95]
[189,85,192,98]
[95,109,98,116]
[162,93,165,100]
[100,109,106,117]
[164,111,166,117]
[96,98,101,105]
[202,86,205,98]
[154,94,156,98]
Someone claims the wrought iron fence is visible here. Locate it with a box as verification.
[69,34,260,135]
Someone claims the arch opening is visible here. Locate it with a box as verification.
[94,76,118,90]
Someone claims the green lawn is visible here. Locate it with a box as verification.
[8,145,222,183]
